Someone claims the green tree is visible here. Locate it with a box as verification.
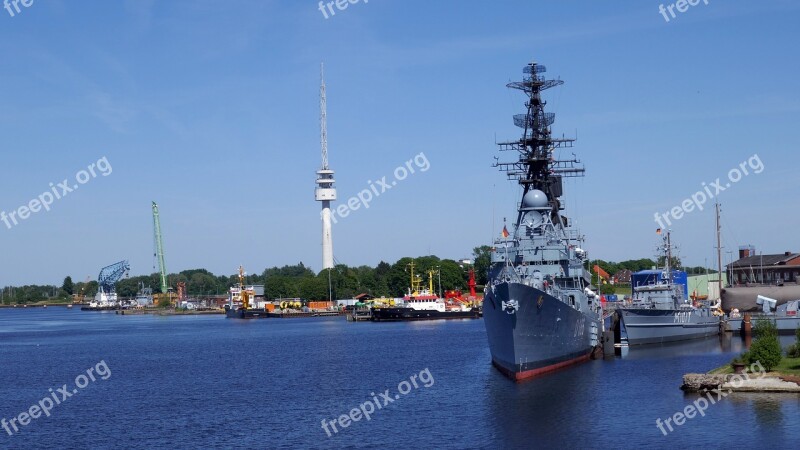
[472,246,492,285]
[438,259,468,292]
[599,284,616,295]
[387,257,416,296]
[61,276,74,296]
[300,276,329,301]
[748,319,782,371]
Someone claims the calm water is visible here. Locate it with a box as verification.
[1,308,798,449]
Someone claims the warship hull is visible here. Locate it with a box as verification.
[483,282,599,381]
[371,307,480,321]
[618,309,720,345]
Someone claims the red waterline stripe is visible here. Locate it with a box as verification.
[493,353,591,382]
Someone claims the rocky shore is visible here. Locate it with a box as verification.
[682,373,800,393]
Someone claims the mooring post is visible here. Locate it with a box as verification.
[743,313,752,336]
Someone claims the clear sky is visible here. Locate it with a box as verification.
[1,0,798,285]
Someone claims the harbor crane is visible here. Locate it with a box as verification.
[93,260,130,306]
[98,260,130,294]
[152,202,169,296]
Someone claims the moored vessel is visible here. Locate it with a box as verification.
[482,61,601,381]
[371,261,480,321]
[224,266,269,319]
[616,231,720,345]
[726,296,800,334]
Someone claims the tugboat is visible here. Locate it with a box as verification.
[224,266,269,319]
[617,230,720,345]
[483,61,602,381]
[371,261,480,321]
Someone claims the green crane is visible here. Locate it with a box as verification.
[152,201,169,296]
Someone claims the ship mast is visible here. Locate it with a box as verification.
[494,62,584,233]
[665,230,672,278]
[715,202,723,298]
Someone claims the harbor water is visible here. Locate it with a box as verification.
[1,308,798,448]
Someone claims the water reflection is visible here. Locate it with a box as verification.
[483,360,603,448]
[620,335,747,360]
[727,393,790,443]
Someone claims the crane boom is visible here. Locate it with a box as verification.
[152,202,168,295]
[98,260,130,293]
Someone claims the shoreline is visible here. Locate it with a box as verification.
[0,303,77,308]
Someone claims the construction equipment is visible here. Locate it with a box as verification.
[73,276,91,304]
[93,261,130,306]
[177,282,186,303]
[152,202,169,295]
[239,267,250,310]
[152,202,175,306]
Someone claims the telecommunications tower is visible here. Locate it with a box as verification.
[315,63,336,270]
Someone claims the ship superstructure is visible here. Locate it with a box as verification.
[483,61,601,380]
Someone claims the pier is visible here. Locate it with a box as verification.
[346,309,373,321]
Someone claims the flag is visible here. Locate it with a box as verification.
[501,226,510,238]
[656,228,662,235]
[593,265,610,281]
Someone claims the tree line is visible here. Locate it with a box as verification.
[0,247,716,305]
[1,249,492,305]
[591,256,717,280]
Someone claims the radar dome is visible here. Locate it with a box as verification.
[522,190,548,209]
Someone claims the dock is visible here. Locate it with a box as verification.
[266,311,344,319]
[116,309,224,316]
[346,309,373,321]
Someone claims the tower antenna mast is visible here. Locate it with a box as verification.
[315,63,337,270]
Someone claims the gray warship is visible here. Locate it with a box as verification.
[483,61,601,381]
[617,231,720,345]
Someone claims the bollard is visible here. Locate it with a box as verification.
[743,313,752,337]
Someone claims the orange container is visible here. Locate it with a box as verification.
[308,301,333,310]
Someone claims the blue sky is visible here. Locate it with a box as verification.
[1,0,798,285]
